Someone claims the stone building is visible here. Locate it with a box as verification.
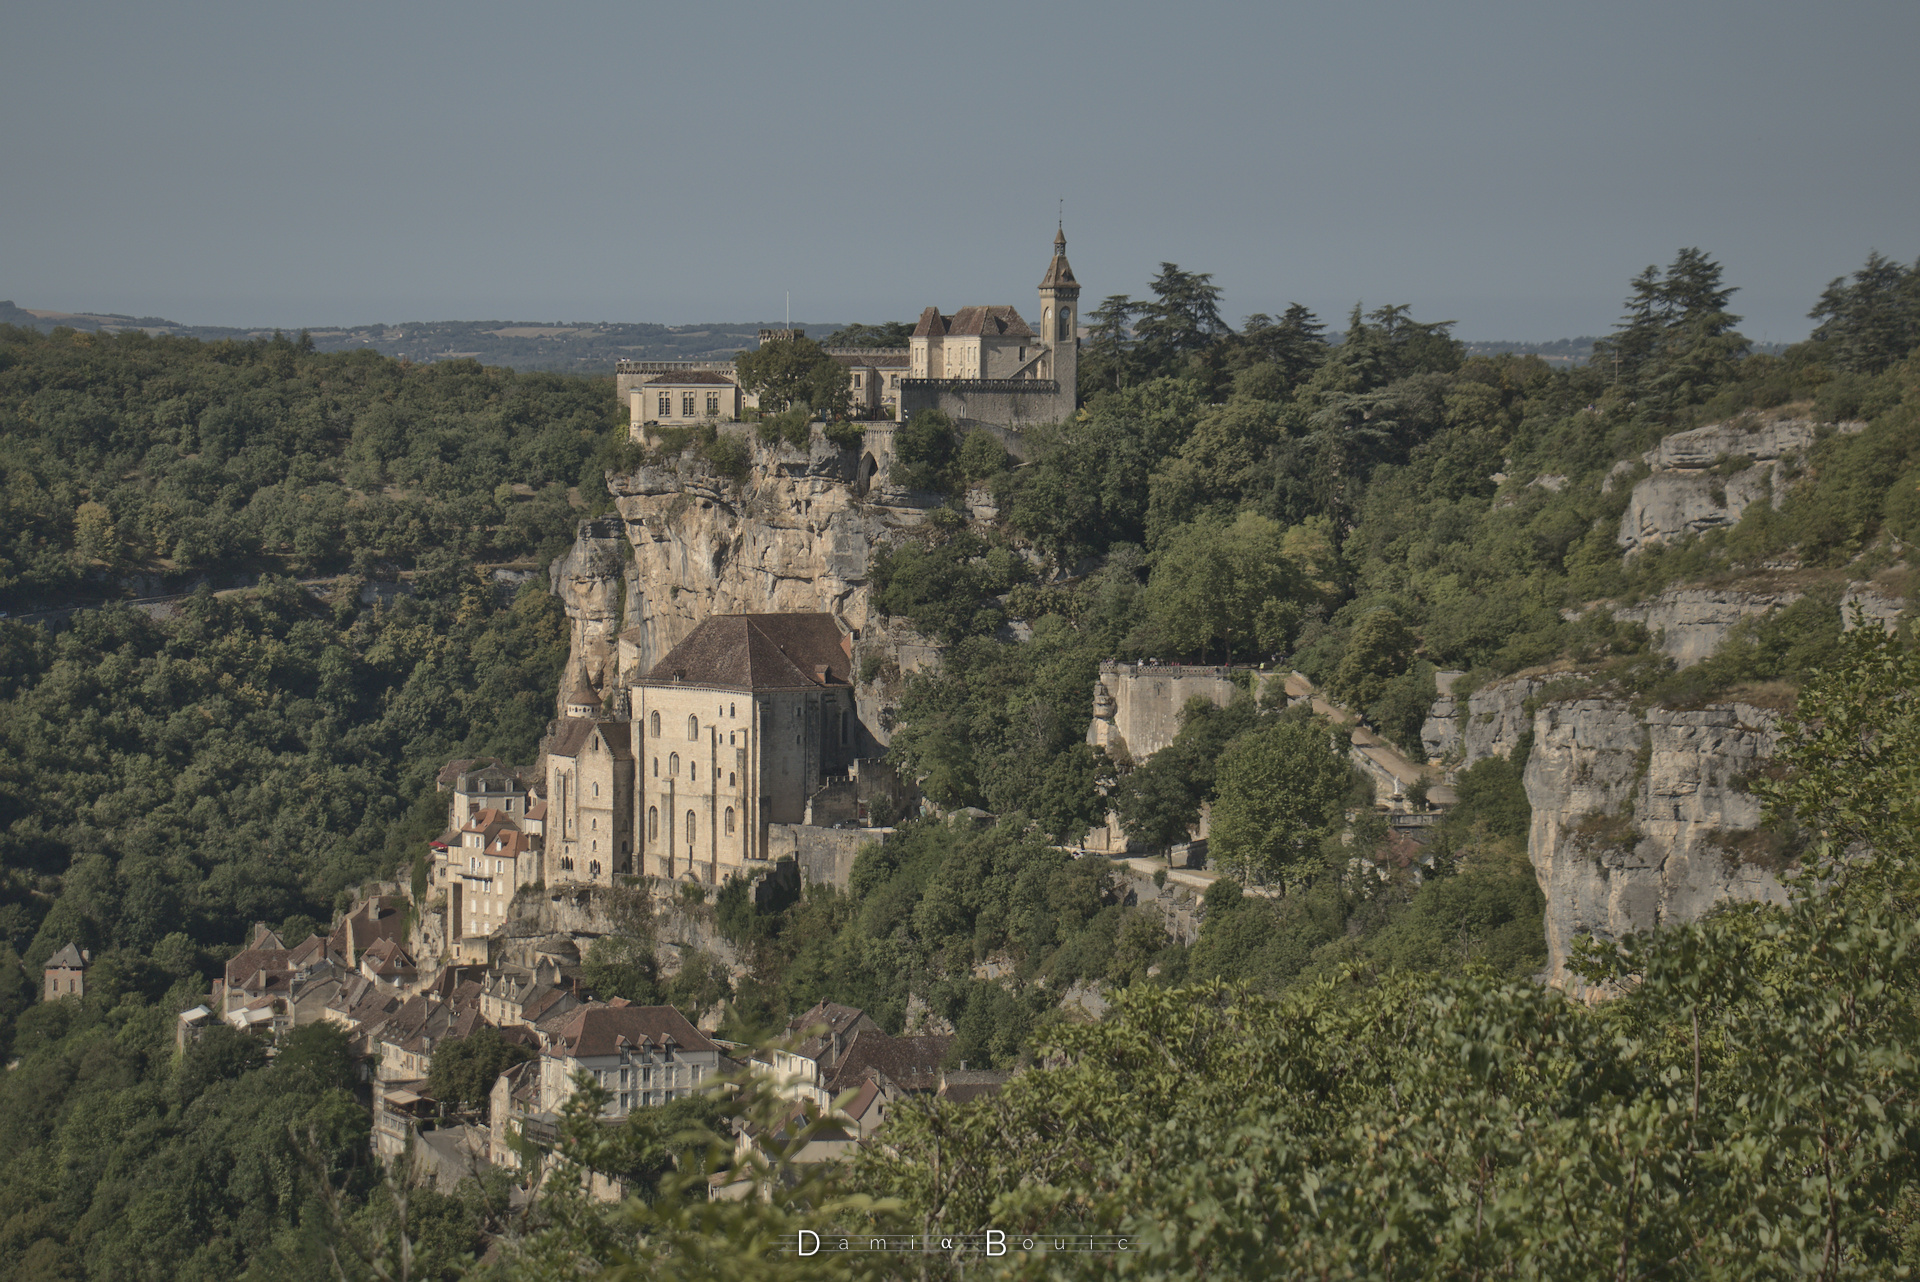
[545,715,635,887]
[629,369,743,426]
[439,758,535,826]
[42,943,88,1000]
[536,1003,722,1118]
[898,226,1080,433]
[629,612,861,881]
[447,808,540,957]
[829,349,911,419]
[614,227,1083,437]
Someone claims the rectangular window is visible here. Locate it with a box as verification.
[852,373,862,388]
[706,391,719,415]
[657,392,671,416]
[682,393,696,416]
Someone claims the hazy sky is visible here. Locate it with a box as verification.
[4,2,1916,342]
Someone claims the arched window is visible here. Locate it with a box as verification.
[728,731,735,746]
[690,762,698,781]
[688,715,699,740]
[592,782,600,798]
[729,703,736,718]
[728,771,736,787]
[685,811,696,844]
[653,757,659,777]
[668,753,679,776]
[647,807,658,839]
[650,711,660,737]
[724,807,735,835]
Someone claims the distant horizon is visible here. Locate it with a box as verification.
[0,299,1724,351]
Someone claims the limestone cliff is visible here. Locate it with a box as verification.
[1617,413,1863,555]
[551,428,939,740]
[1610,585,1804,667]
[1524,698,1788,992]
[1424,675,1541,765]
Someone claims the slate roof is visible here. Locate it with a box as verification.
[45,943,87,970]
[912,306,1033,340]
[640,613,851,692]
[1039,228,1078,291]
[547,719,630,760]
[547,1005,719,1058]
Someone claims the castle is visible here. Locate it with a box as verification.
[613,226,1081,434]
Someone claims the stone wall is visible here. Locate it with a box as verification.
[1086,663,1282,766]
[768,823,888,890]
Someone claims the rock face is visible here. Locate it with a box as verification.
[549,516,637,713]
[549,429,942,742]
[1438,676,1542,767]
[1842,580,1906,632]
[1523,699,1788,992]
[1617,415,1849,556]
[1611,587,1803,668]
[1419,671,1467,760]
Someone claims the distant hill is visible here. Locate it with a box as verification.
[0,302,1795,373]
[0,301,847,373]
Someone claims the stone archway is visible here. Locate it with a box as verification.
[854,451,878,499]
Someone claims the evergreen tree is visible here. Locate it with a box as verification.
[1811,250,1920,373]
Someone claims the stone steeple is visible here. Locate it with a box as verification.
[1038,225,1080,401]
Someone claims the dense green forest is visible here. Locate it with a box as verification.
[0,327,617,608]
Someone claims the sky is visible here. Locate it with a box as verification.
[4,1,1917,343]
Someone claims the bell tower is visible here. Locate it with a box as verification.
[1038,224,1080,417]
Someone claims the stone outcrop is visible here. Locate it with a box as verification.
[1523,698,1788,992]
[1842,579,1906,632]
[1420,671,1467,760]
[1610,586,1803,667]
[1451,675,1543,767]
[549,517,637,713]
[1616,415,1861,556]
[550,428,944,743]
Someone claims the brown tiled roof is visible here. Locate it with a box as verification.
[911,307,949,338]
[825,1031,954,1095]
[640,613,852,691]
[329,897,409,961]
[565,681,600,707]
[362,937,416,976]
[249,923,288,950]
[642,371,737,386]
[226,947,292,988]
[525,800,549,821]
[438,758,482,788]
[548,1005,718,1058]
[947,305,1032,338]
